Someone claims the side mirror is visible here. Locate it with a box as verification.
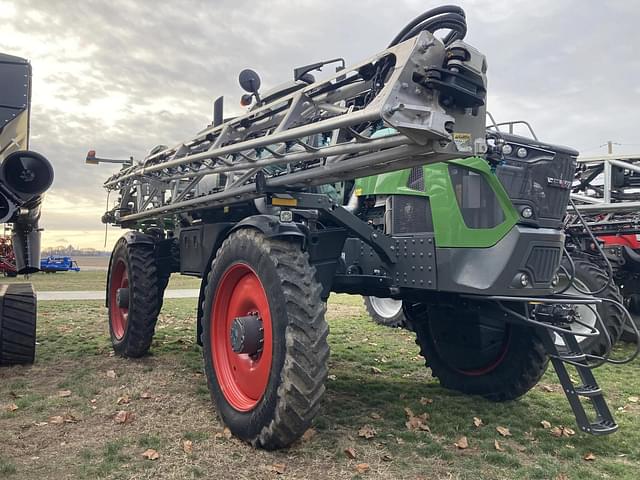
[238,69,261,94]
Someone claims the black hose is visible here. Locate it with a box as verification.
[388,5,467,47]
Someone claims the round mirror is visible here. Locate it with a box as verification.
[239,69,261,93]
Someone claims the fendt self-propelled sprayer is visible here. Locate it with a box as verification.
[95,7,631,448]
[0,53,54,365]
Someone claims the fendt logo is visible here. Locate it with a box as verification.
[547,177,571,189]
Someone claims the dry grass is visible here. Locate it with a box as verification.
[0,294,639,479]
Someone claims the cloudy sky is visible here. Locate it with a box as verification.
[1,0,639,250]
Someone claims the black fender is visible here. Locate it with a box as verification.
[105,231,157,306]
[196,215,307,346]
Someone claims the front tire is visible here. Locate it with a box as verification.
[414,302,548,401]
[107,238,160,357]
[202,229,329,449]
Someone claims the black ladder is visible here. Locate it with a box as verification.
[539,329,618,435]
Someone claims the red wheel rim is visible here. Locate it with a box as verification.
[109,259,129,340]
[211,263,273,411]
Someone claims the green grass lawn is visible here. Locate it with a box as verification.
[0,294,638,479]
[1,270,201,291]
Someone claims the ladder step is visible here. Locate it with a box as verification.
[574,384,602,397]
[558,351,587,362]
[588,419,619,436]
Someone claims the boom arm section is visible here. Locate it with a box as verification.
[103,31,487,225]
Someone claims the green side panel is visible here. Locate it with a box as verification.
[354,157,518,248]
[425,158,518,248]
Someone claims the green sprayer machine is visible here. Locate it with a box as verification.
[93,6,635,449]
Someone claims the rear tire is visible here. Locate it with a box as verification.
[202,229,329,449]
[414,302,548,401]
[107,238,160,358]
[363,296,406,328]
[0,284,37,366]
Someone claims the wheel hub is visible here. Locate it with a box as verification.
[230,313,264,355]
[116,287,130,308]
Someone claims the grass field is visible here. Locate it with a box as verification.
[1,294,639,479]
[1,270,201,291]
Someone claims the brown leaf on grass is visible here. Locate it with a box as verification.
[106,370,117,379]
[494,439,504,452]
[454,436,468,449]
[473,416,484,428]
[63,413,78,423]
[550,426,563,437]
[396,437,405,445]
[540,420,552,429]
[327,374,337,381]
[57,390,72,398]
[182,440,193,454]
[49,415,64,424]
[583,452,596,461]
[271,463,286,474]
[628,396,639,403]
[420,397,433,405]
[358,425,377,439]
[381,454,393,462]
[114,410,134,424]
[301,428,316,442]
[563,427,576,436]
[223,427,232,439]
[371,366,382,374]
[140,391,152,399]
[370,412,381,420]
[344,447,357,459]
[540,384,555,392]
[404,408,430,432]
[34,421,48,427]
[355,463,370,474]
[116,395,130,405]
[6,403,18,412]
[550,426,575,437]
[496,426,512,437]
[141,448,159,460]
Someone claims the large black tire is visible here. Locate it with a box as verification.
[0,284,37,366]
[414,303,548,401]
[559,257,624,356]
[202,229,329,449]
[107,238,160,357]
[363,296,406,328]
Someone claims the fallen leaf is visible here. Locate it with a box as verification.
[34,422,48,427]
[223,427,232,439]
[371,366,382,374]
[355,463,370,474]
[116,395,130,405]
[563,427,576,436]
[396,437,405,445]
[114,410,134,424]
[404,408,430,432]
[63,413,78,423]
[540,420,552,429]
[344,447,357,459]
[106,370,117,379]
[455,436,468,449]
[48,415,64,424]
[550,426,563,437]
[301,428,316,442]
[628,396,639,403]
[140,391,152,399]
[271,463,286,474]
[496,426,512,437]
[540,384,555,392]
[494,439,504,452]
[182,440,193,454]
[57,390,72,398]
[141,448,159,460]
[473,417,484,428]
[370,412,381,420]
[381,454,393,462]
[327,374,337,381]
[583,452,596,461]
[90,399,97,404]
[358,425,377,439]
[6,403,18,412]
[420,397,433,405]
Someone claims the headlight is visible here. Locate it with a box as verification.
[521,207,533,218]
[516,147,528,158]
[502,144,513,155]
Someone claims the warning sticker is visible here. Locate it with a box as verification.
[453,132,472,153]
